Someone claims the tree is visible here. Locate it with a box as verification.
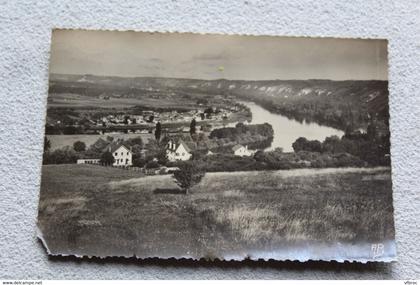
[308,140,322,152]
[156,147,169,165]
[144,138,168,165]
[322,135,343,153]
[125,136,143,148]
[44,137,51,152]
[292,137,322,153]
[173,161,205,194]
[130,144,144,167]
[100,151,115,166]
[155,122,162,141]
[190,118,196,136]
[73,141,86,152]
[345,125,354,136]
[197,132,207,142]
[274,147,283,153]
[191,133,198,142]
[43,147,78,165]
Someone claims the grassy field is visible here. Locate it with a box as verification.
[38,164,394,259]
[48,93,203,110]
[46,133,153,151]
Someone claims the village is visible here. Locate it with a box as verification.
[96,104,241,129]
[75,138,255,175]
[45,99,249,136]
[73,122,257,175]
[42,96,268,175]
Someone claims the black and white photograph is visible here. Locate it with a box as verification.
[37,30,395,262]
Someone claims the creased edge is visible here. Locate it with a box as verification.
[38,250,398,264]
[36,231,397,264]
[36,223,52,256]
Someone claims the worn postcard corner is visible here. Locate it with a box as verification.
[37,29,395,263]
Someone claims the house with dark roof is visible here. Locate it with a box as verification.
[105,142,132,167]
[78,138,133,167]
[166,139,192,162]
[90,138,109,152]
[232,144,253,157]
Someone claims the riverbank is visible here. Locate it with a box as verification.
[238,101,344,152]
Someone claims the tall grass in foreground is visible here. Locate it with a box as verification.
[38,165,394,257]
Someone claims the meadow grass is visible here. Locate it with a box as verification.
[38,165,394,257]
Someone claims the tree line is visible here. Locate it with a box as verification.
[291,122,390,166]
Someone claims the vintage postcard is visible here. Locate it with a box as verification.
[38,29,395,262]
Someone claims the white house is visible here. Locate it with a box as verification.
[109,144,133,167]
[77,140,133,167]
[166,139,192,162]
[232,144,253,157]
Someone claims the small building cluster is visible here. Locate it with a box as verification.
[77,140,133,167]
[163,138,253,162]
[96,107,236,128]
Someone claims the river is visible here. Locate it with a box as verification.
[239,101,344,152]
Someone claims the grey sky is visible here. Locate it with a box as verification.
[50,29,388,81]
